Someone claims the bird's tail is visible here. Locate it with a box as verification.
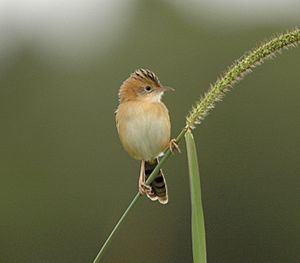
[144,158,168,204]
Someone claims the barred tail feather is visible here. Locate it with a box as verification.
[145,159,168,204]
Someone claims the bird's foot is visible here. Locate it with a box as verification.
[139,181,154,196]
[169,138,181,154]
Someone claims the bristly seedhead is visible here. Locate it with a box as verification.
[131,68,161,87]
[186,28,300,129]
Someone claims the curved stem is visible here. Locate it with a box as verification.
[93,28,300,263]
[186,28,300,128]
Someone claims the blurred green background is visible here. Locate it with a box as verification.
[0,0,299,262]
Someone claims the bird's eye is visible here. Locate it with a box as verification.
[144,86,152,92]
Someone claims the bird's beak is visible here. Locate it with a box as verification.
[161,86,175,92]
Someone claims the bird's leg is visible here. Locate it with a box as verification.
[169,138,181,154]
[138,160,153,195]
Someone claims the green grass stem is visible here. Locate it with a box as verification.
[92,28,299,263]
[92,128,187,263]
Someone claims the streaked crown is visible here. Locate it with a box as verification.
[118,68,163,103]
[131,69,161,86]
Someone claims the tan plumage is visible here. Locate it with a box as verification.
[116,69,173,204]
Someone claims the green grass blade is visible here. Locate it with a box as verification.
[92,29,299,262]
[185,129,207,263]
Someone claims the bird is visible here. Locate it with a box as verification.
[115,69,177,204]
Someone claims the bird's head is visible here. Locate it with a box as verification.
[118,69,173,103]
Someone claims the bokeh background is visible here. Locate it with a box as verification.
[0,0,299,262]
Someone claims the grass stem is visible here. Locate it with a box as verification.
[92,28,300,262]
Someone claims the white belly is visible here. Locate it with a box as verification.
[116,101,170,161]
